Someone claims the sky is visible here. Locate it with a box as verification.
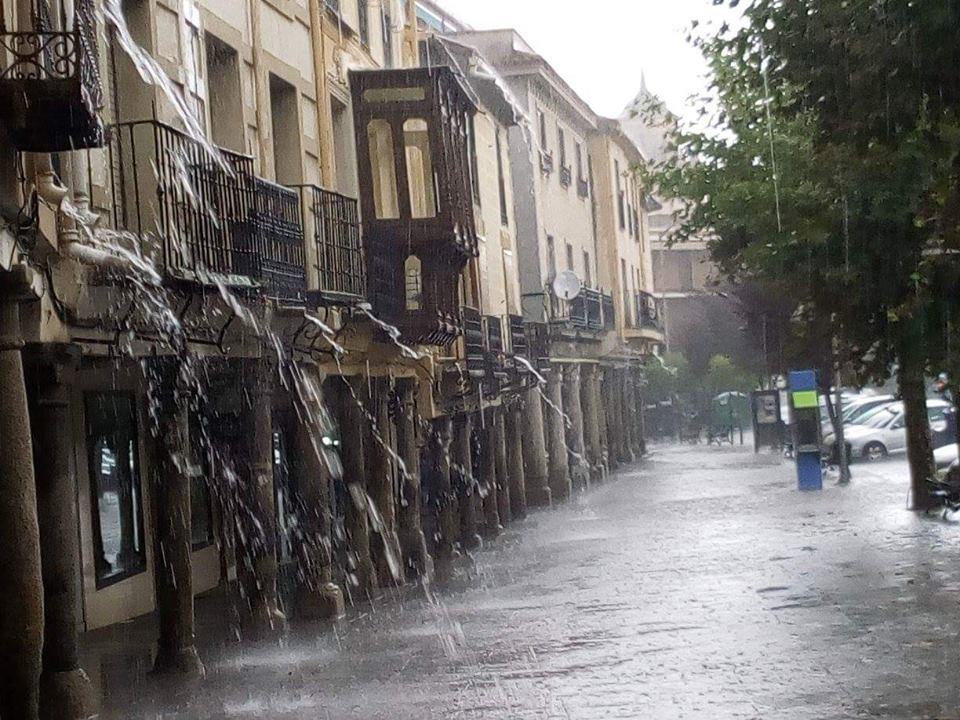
[431,0,742,123]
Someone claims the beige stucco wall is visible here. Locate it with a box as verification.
[528,86,598,292]
[473,111,520,319]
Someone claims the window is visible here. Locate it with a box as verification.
[583,250,592,287]
[405,255,423,310]
[558,126,566,167]
[538,109,548,151]
[496,130,509,226]
[382,9,394,68]
[621,258,631,324]
[359,0,369,48]
[565,242,574,271]
[204,34,244,153]
[269,74,303,184]
[403,118,437,218]
[367,119,399,219]
[615,159,625,230]
[189,413,214,550]
[468,117,480,204]
[546,235,556,278]
[86,393,146,588]
[575,142,584,181]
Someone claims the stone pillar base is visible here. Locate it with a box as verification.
[525,483,552,507]
[40,668,96,720]
[152,645,205,679]
[297,583,345,620]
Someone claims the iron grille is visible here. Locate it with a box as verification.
[109,120,306,301]
[508,314,527,358]
[462,306,485,377]
[484,315,504,354]
[252,177,306,304]
[559,165,572,188]
[601,292,615,329]
[636,290,664,332]
[0,0,104,150]
[293,185,365,303]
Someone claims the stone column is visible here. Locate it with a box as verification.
[581,365,604,481]
[148,358,203,676]
[601,369,618,471]
[624,370,642,459]
[339,378,375,600]
[596,369,610,477]
[520,385,551,507]
[452,414,480,550]
[367,379,402,587]
[543,369,571,502]
[235,361,284,636]
[504,397,527,519]
[0,299,44,720]
[395,379,432,580]
[291,371,344,620]
[618,370,636,464]
[561,364,589,490]
[492,407,511,525]
[431,417,458,575]
[479,415,501,538]
[30,350,95,717]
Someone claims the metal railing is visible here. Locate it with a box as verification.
[109,120,306,302]
[508,314,527,358]
[539,288,608,332]
[293,185,365,303]
[462,306,485,376]
[559,165,572,188]
[636,290,665,332]
[484,315,504,354]
[252,177,306,303]
[540,151,554,174]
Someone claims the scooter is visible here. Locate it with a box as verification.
[928,459,960,517]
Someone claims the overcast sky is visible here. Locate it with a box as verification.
[432,0,741,123]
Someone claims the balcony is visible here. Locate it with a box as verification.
[0,0,104,151]
[293,185,365,305]
[540,150,555,175]
[350,66,478,344]
[538,288,611,335]
[109,120,305,303]
[462,306,485,378]
[559,164,572,188]
[636,290,665,333]
[576,177,590,199]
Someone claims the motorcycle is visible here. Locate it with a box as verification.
[928,458,960,517]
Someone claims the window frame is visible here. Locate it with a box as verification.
[85,391,147,590]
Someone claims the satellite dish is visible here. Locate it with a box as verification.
[552,270,583,300]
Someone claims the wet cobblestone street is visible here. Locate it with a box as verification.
[88,444,960,719]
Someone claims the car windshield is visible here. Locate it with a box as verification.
[850,402,895,426]
[864,406,902,428]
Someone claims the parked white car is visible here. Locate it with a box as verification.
[822,398,897,447]
[832,399,950,462]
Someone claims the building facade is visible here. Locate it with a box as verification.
[0,2,657,718]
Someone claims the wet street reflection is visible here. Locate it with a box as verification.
[85,444,960,719]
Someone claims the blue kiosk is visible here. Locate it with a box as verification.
[789,370,823,491]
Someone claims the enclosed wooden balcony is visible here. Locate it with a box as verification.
[0,0,104,151]
[350,66,478,344]
[109,120,306,303]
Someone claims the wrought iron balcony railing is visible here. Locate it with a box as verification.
[540,150,554,174]
[0,0,104,151]
[251,177,306,303]
[636,290,665,332]
[601,291,615,329]
[293,185,365,304]
[462,306,485,377]
[109,120,306,302]
[484,315,504,355]
[559,165,572,188]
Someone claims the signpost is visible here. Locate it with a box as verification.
[789,370,823,491]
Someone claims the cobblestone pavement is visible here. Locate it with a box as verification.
[87,444,960,719]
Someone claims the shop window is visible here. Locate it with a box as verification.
[405,255,423,310]
[85,393,146,588]
[403,118,437,218]
[367,119,399,219]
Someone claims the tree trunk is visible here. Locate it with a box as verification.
[899,341,935,510]
[824,359,851,485]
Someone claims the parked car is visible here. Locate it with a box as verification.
[822,399,897,447]
[830,399,951,462]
